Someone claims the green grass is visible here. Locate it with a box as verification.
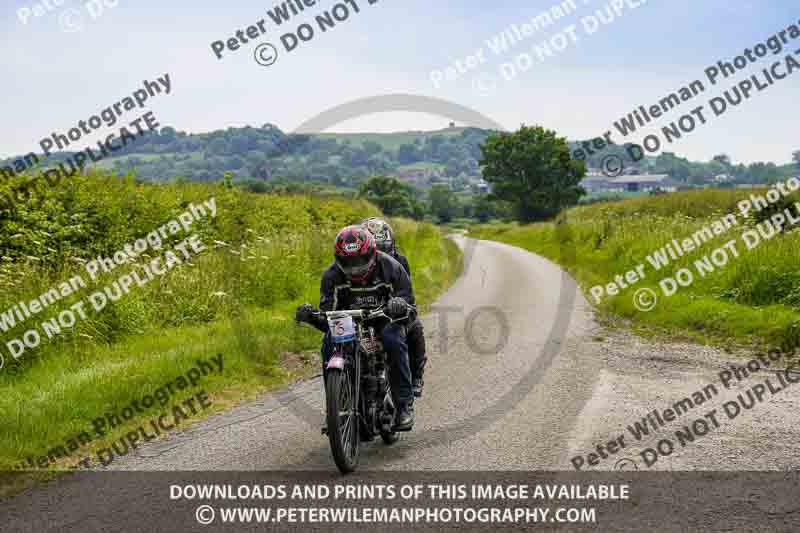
[91,152,205,172]
[0,173,463,481]
[391,218,464,310]
[580,191,647,203]
[471,188,800,351]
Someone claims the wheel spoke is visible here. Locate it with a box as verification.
[337,369,357,461]
[341,416,352,453]
[342,414,355,457]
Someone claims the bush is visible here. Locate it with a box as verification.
[0,171,381,373]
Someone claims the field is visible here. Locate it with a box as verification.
[0,172,462,478]
[314,128,468,152]
[580,191,647,203]
[472,188,800,351]
[91,151,205,171]
[396,162,447,173]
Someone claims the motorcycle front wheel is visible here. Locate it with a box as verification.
[326,367,360,474]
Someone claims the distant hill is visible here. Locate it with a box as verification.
[2,123,794,191]
[45,124,492,191]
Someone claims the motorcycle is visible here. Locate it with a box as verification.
[312,305,413,474]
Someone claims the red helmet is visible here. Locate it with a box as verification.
[334,225,377,283]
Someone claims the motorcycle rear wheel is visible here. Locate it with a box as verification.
[380,428,399,445]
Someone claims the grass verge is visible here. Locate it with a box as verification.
[470,188,800,351]
[0,177,462,491]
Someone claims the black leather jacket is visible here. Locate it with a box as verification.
[309,251,415,332]
[393,249,411,279]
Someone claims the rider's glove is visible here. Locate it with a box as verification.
[295,303,317,323]
[386,297,408,318]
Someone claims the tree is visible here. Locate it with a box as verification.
[480,125,585,223]
[229,134,251,153]
[655,152,691,182]
[398,144,422,165]
[471,195,499,223]
[362,141,383,157]
[159,126,177,144]
[747,162,782,184]
[428,184,458,223]
[793,150,800,171]
[346,148,370,167]
[208,137,228,156]
[358,176,423,219]
[712,154,732,168]
[366,155,391,174]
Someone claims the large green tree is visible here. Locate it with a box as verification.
[480,125,585,222]
[358,176,423,219]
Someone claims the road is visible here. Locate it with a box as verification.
[105,235,599,471]
[4,237,800,531]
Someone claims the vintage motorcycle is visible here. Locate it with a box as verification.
[313,305,413,474]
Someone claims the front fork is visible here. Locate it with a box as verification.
[353,346,361,423]
[380,377,395,432]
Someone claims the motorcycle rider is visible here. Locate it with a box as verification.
[362,218,427,398]
[295,225,416,431]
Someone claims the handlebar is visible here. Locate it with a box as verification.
[311,304,416,322]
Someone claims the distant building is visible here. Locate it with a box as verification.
[476,179,491,194]
[607,174,680,193]
[580,175,612,193]
[395,166,444,185]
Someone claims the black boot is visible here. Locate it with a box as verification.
[413,378,424,398]
[408,320,427,398]
[395,403,414,431]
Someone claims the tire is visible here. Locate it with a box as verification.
[380,429,399,445]
[326,367,360,474]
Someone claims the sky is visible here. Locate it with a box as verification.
[1,0,798,164]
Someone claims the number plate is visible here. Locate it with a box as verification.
[327,356,345,370]
[328,316,356,343]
